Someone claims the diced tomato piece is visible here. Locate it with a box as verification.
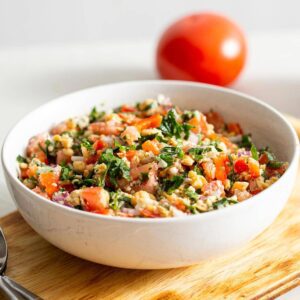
[174,201,186,212]
[50,122,68,135]
[266,163,288,178]
[39,172,59,197]
[248,158,260,178]
[135,114,162,131]
[81,187,109,214]
[188,115,208,134]
[35,151,48,164]
[20,168,29,179]
[251,189,262,195]
[227,123,243,135]
[26,165,38,178]
[140,209,160,218]
[120,105,136,113]
[93,140,106,151]
[125,150,137,161]
[60,183,75,193]
[220,136,238,151]
[56,150,71,165]
[234,159,249,173]
[259,153,269,165]
[142,140,160,155]
[26,134,48,163]
[89,121,123,135]
[32,186,49,199]
[85,154,99,164]
[202,160,216,181]
[214,155,229,181]
[205,111,225,132]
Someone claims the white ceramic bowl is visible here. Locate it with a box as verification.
[2,81,299,269]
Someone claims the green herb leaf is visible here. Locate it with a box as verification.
[140,172,149,182]
[109,190,132,210]
[160,109,191,138]
[17,155,27,163]
[188,204,200,214]
[159,146,184,166]
[193,165,203,175]
[185,188,199,201]
[60,165,73,181]
[89,107,105,122]
[182,111,195,122]
[72,178,96,188]
[114,140,135,152]
[161,175,184,194]
[99,149,131,186]
[188,147,212,161]
[239,134,253,149]
[213,197,238,209]
[183,124,194,139]
[260,149,275,162]
[81,138,93,151]
[267,160,285,169]
[251,144,259,160]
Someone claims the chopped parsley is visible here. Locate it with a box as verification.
[109,190,132,210]
[188,147,212,161]
[239,134,253,149]
[159,146,184,166]
[114,140,135,152]
[17,155,27,163]
[81,138,93,151]
[160,108,192,139]
[161,175,184,194]
[193,165,203,175]
[260,148,285,169]
[60,165,73,181]
[260,148,275,161]
[89,107,105,122]
[72,178,95,188]
[213,198,238,209]
[99,149,131,186]
[185,188,199,201]
[251,144,259,160]
[240,134,259,160]
[268,160,285,169]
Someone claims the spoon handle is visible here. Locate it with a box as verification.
[0,276,25,300]
[0,276,41,300]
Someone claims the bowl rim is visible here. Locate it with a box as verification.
[2,80,299,224]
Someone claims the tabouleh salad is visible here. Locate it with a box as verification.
[17,96,288,218]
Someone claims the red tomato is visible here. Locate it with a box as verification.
[93,140,106,151]
[81,187,109,214]
[134,114,162,131]
[39,172,59,197]
[156,13,247,86]
[120,105,136,113]
[234,159,249,173]
[214,155,228,181]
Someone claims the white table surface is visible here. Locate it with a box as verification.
[0,33,299,299]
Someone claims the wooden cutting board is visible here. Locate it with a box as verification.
[0,116,300,300]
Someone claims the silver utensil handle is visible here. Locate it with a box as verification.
[0,276,41,300]
[0,276,24,299]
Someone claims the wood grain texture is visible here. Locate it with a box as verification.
[0,115,299,300]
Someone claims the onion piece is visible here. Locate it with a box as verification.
[228,135,242,143]
[71,156,84,162]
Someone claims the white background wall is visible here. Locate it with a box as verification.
[0,0,299,46]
